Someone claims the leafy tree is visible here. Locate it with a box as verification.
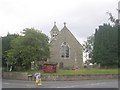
[6,28,50,70]
[92,24,118,68]
[118,25,120,67]
[2,33,18,68]
[82,34,94,62]
[106,11,119,25]
[91,11,119,68]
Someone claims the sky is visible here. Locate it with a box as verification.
[0,0,119,44]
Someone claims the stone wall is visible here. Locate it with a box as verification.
[2,72,118,81]
[42,74,118,81]
[2,72,28,80]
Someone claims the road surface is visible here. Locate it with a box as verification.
[2,79,118,88]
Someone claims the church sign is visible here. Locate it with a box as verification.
[43,63,57,73]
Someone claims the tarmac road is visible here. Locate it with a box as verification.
[2,79,118,88]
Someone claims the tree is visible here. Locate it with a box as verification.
[82,34,94,62]
[106,11,119,25]
[91,10,119,68]
[6,28,50,70]
[92,24,118,68]
[2,33,18,68]
[118,24,120,67]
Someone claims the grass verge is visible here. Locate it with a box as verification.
[27,68,118,75]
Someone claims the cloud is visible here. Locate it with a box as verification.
[0,0,118,44]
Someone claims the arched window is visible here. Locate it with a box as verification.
[60,42,70,58]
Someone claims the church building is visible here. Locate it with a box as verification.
[48,22,83,69]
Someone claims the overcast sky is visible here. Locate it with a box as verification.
[0,0,119,44]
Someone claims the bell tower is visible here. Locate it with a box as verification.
[50,22,59,41]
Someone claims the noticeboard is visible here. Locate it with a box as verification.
[43,64,57,73]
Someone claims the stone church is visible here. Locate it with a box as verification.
[48,22,83,69]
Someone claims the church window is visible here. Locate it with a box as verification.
[53,35,55,38]
[52,31,58,38]
[60,42,70,58]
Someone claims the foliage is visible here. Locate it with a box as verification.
[118,23,120,68]
[92,24,118,68]
[82,34,94,62]
[6,28,50,70]
[106,11,119,25]
[2,33,19,67]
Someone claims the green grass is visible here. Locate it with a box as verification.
[27,68,118,75]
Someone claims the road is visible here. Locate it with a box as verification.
[2,79,118,88]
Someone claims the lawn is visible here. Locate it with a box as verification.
[27,68,118,75]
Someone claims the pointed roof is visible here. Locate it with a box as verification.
[61,22,68,31]
[50,22,59,32]
[61,22,71,35]
[60,22,83,49]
